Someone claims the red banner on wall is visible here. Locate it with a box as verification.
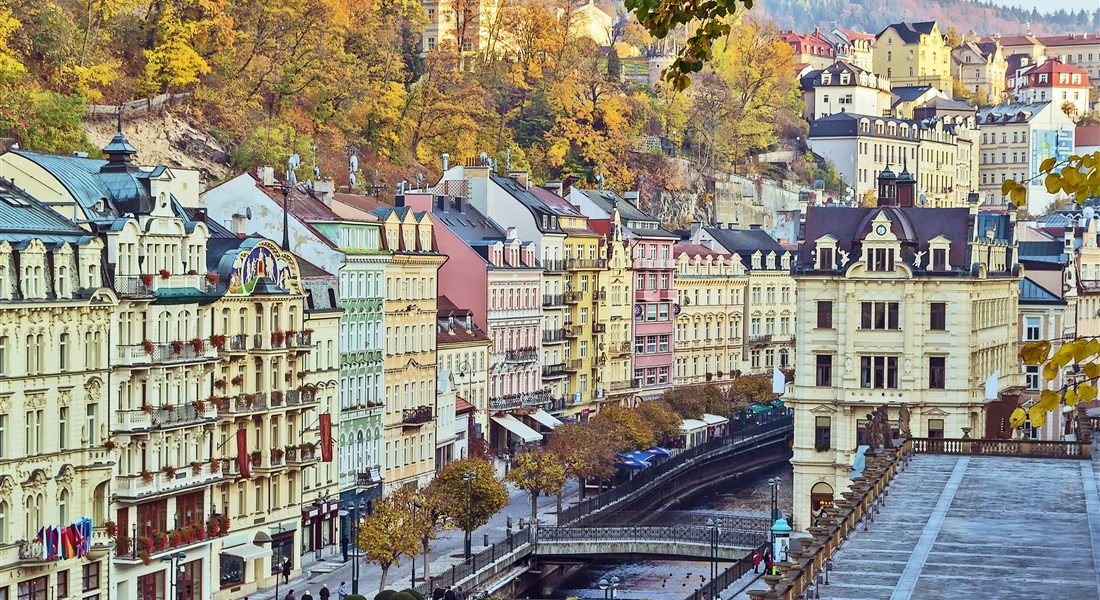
[236,429,251,479]
[319,413,333,462]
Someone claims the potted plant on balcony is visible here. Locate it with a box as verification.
[104,520,117,536]
[208,517,220,537]
[284,371,293,382]
[231,374,244,386]
[190,338,204,352]
[104,439,118,450]
[204,272,219,285]
[191,461,202,476]
[211,396,226,411]
[140,273,155,287]
[139,551,152,565]
[271,447,285,461]
[815,442,831,452]
[210,334,226,350]
[168,530,182,547]
[214,378,227,390]
[209,457,221,472]
[300,442,316,456]
[154,532,168,551]
[141,403,154,414]
[219,514,230,534]
[137,536,154,553]
[142,339,155,355]
[250,450,262,466]
[159,269,170,280]
[193,399,206,412]
[140,469,154,483]
[271,391,284,404]
[171,340,184,355]
[115,535,131,554]
[162,465,177,478]
[272,331,285,345]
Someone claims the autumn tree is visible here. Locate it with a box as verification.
[634,400,682,442]
[548,422,616,499]
[726,374,775,409]
[506,447,566,525]
[357,487,420,593]
[428,458,507,557]
[406,487,445,580]
[590,405,659,451]
[661,386,706,419]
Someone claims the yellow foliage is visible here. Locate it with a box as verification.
[1009,407,1027,429]
[0,8,26,86]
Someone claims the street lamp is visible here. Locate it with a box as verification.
[705,518,722,600]
[338,500,368,594]
[462,472,478,560]
[280,182,291,251]
[597,575,621,600]
[768,477,781,522]
[160,551,187,600]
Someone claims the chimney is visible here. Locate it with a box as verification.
[231,213,247,237]
[544,181,564,196]
[435,195,446,211]
[505,226,518,240]
[508,170,529,190]
[623,191,639,206]
[729,222,738,229]
[749,224,762,230]
[313,178,335,206]
[257,165,275,187]
[394,180,406,207]
[452,196,465,213]
[1065,228,1074,252]
[442,153,450,171]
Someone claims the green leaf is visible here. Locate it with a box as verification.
[1000,180,1017,196]
[1046,174,1062,194]
[1040,157,1058,173]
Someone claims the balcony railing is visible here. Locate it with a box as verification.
[542,363,568,378]
[543,328,567,343]
[115,463,223,501]
[113,275,156,298]
[567,358,584,371]
[229,334,248,352]
[356,471,377,489]
[566,258,607,270]
[505,347,539,363]
[286,446,320,465]
[220,393,269,415]
[609,341,632,356]
[566,325,583,337]
[594,290,607,302]
[633,258,674,269]
[402,406,433,425]
[565,291,585,303]
[748,334,773,345]
[151,342,218,364]
[488,389,552,411]
[543,293,565,307]
[592,323,606,333]
[543,259,567,273]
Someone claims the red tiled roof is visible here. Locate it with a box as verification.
[334,193,392,213]
[455,397,476,413]
[673,243,730,258]
[437,295,491,343]
[1037,34,1100,47]
[982,35,1043,48]
[1020,59,1089,88]
[836,27,874,42]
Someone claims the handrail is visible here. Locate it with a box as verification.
[684,541,769,600]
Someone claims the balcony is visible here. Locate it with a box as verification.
[566,258,606,270]
[543,328,567,343]
[748,334,773,345]
[567,358,584,371]
[594,290,607,302]
[565,325,583,337]
[219,393,269,416]
[113,275,156,298]
[505,347,539,363]
[565,291,585,303]
[596,354,607,366]
[113,403,218,433]
[633,258,674,270]
[402,405,433,425]
[542,363,568,378]
[356,471,378,490]
[286,331,314,350]
[543,259,566,273]
[151,341,218,364]
[113,518,230,562]
[228,334,248,353]
[635,288,675,302]
[285,387,319,406]
[543,293,565,307]
[488,389,552,411]
[114,463,223,501]
[592,323,606,334]
[609,341,632,356]
[286,445,320,466]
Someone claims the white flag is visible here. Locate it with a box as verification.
[984,371,999,401]
[772,366,785,395]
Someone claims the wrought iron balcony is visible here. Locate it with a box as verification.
[566,325,583,337]
[566,258,607,270]
[402,405,433,425]
[594,290,607,302]
[113,275,156,298]
[542,363,568,378]
[565,291,585,303]
[505,347,539,363]
[228,334,248,352]
[488,389,552,411]
[543,293,565,307]
[592,323,606,333]
[748,334,773,345]
[286,445,320,466]
[543,328,567,343]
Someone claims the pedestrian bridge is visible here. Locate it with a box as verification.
[535,525,767,561]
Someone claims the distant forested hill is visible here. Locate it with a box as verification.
[753,0,1100,36]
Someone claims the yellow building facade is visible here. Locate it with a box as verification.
[599,211,635,403]
[872,21,952,91]
[673,244,747,385]
[375,206,446,492]
[564,224,607,413]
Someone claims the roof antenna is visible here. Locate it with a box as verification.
[596,171,605,190]
[116,103,123,134]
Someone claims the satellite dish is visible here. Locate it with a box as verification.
[349,172,357,187]
[314,164,321,180]
[245,207,253,220]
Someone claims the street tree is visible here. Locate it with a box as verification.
[406,487,446,581]
[506,447,566,525]
[590,405,658,451]
[357,487,420,592]
[428,458,507,556]
[726,374,775,410]
[634,400,682,442]
[661,386,706,419]
[548,422,616,499]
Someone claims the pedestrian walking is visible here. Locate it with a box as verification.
[302,590,314,600]
[285,591,295,600]
[753,550,761,573]
[455,585,466,600]
[338,582,348,600]
[282,557,292,584]
[432,586,445,600]
[444,586,456,600]
[319,584,331,600]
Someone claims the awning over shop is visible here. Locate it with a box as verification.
[221,543,272,561]
[648,447,673,457]
[490,414,543,443]
[747,403,772,414]
[615,451,654,469]
[700,413,729,426]
[771,399,785,408]
[529,409,563,430]
[680,418,707,432]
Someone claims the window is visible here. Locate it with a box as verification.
[1025,365,1040,391]
[869,248,894,271]
[816,301,833,329]
[819,247,833,270]
[932,248,947,271]
[860,302,899,330]
[1024,317,1041,341]
[635,337,645,354]
[17,576,46,600]
[82,563,100,592]
[59,407,68,450]
[57,571,68,599]
[930,303,946,331]
[59,334,69,371]
[815,355,832,386]
[658,304,670,321]
[815,417,831,450]
[646,305,657,321]
[750,350,760,369]
[927,419,944,439]
[929,356,946,389]
[136,571,163,600]
[860,355,899,388]
[658,335,670,353]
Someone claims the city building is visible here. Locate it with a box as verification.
[800,61,893,120]
[1037,33,1100,79]
[788,171,1021,530]
[572,0,615,47]
[890,85,945,119]
[872,21,952,91]
[570,188,679,401]
[808,112,963,204]
[951,40,1008,103]
[597,210,637,404]
[421,0,496,54]
[779,28,836,70]
[672,243,747,385]
[1075,212,1100,341]
[2,130,223,599]
[913,98,980,207]
[0,178,116,599]
[687,226,797,375]
[370,198,446,492]
[829,27,875,70]
[436,296,492,445]
[1012,59,1090,121]
[976,101,1075,214]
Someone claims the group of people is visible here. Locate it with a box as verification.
[752,549,775,575]
[281,582,347,600]
[432,584,468,600]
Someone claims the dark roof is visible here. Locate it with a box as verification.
[977,102,1051,124]
[12,149,163,218]
[183,207,237,239]
[0,177,92,245]
[573,188,677,238]
[437,295,491,344]
[490,175,565,233]
[1019,277,1062,304]
[878,21,938,44]
[1018,240,1067,260]
[917,97,975,112]
[703,227,785,256]
[800,205,972,272]
[891,85,935,103]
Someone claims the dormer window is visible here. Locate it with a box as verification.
[818,246,834,270]
[840,73,850,85]
[868,247,894,271]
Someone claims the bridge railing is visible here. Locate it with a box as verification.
[558,415,793,525]
[684,541,769,600]
[415,527,533,595]
[537,525,767,548]
[592,511,772,531]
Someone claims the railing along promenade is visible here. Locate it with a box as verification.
[761,435,1090,600]
[558,414,794,526]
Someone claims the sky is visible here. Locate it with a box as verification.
[985,0,1099,11]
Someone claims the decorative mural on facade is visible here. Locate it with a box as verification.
[226,241,299,295]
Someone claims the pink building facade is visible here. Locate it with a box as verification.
[632,234,678,397]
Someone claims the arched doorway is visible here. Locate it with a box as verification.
[810,481,834,525]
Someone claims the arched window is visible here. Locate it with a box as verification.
[0,500,6,540]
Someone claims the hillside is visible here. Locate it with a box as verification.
[755,0,1100,36]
